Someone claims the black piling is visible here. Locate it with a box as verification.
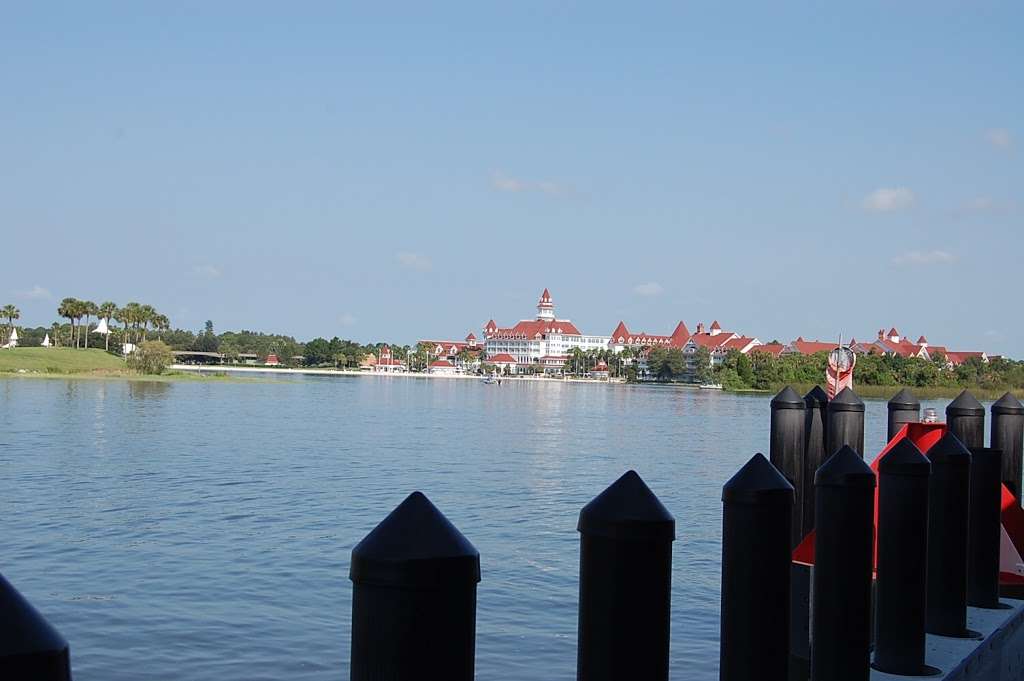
[770,386,806,548]
[946,390,985,449]
[802,386,829,534]
[349,491,480,681]
[873,439,935,676]
[0,572,71,680]
[810,446,876,681]
[826,387,865,458]
[992,392,1024,501]
[967,446,1004,609]
[720,453,793,681]
[887,388,920,441]
[925,433,975,637]
[577,470,675,681]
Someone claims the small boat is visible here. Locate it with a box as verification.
[482,375,498,385]
[699,383,723,390]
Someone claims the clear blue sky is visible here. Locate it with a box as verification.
[2,3,1021,355]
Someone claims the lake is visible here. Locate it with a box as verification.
[0,376,953,680]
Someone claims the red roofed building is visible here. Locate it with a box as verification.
[417,332,482,371]
[590,360,610,380]
[750,343,785,358]
[608,321,690,352]
[482,289,610,374]
[783,337,840,356]
[374,345,407,373]
[682,321,762,378]
[428,359,457,376]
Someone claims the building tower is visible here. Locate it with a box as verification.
[536,288,555,322]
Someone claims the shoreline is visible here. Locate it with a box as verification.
[168,364,630,384]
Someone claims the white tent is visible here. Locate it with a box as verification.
[42,333,51,347]
[93,318,110,335]
[2,327,18,349]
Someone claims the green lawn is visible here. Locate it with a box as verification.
[0,347,128,374]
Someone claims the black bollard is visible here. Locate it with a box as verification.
[720,453,793,681]
[810,446,875,681]
[887,388,920,441]
[770,386,806,548]
[946,390,985,449]
[0,572,71,680]
[925,433,975,637]
[349,491,479,681]
[967,447,1004,609]
[802,386,829,534]
[992,393,1024,501]
[826,387,865,458]
[577,470,675,681]
[873,439,936,676]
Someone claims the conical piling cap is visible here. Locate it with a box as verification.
[828,386,864,413]
[992,392,1024,416]
[771,386,806,410]
[722,453,794,506]
[0,572,70,675]
[578,470,675,541]
[927,431,972,466]
[815,446,876,488]
[878,438,931,477]
[888,388,920,411]
[804,385,829,410]
[947,390,984,417]
[350,491,480,588]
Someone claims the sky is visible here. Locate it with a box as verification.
[2,3,1022,354]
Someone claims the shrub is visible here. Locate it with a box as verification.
[127,340,174,375]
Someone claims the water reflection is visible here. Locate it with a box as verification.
[127,380,171,400]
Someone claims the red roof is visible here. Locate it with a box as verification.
[788,339,837,355]
[592,360,609,371]
[465,333,477,341]
[917,336,927,344]
[538,288,553,306]
[488,319,583,338]
[377,358,405,366]
[429,360,454,368]
[265,354,280,364]
[945,351,986,365]
[490,353,518,364]
[688,332,737,349]
[751,343,785,357]
[888,327,900,338]
[710,320,722,330]
[721,336,756,352]
[611,320,690,348]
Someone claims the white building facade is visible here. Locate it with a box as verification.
[483,289,610,373]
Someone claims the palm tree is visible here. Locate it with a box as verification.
[123,302,143,344]
[98,301,117,351]
[140,305,156,341]
[113,306,130,349]
[50,322,61,347]
[58,298,75,347]
[80,300,97,349]
[152,313,170,340]
[1,304,19,338]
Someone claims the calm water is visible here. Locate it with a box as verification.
[0,376,951,680]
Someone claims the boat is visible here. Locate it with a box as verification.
[482,375,498,385]
[699,383,723,390]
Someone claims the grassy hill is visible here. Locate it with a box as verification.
[0,347,128,374]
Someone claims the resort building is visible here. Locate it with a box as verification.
[683,321,761,368]
[374,345,407,373]
[418,333,482,371]
[780,326,989,368]
[428,359,458,375]
[482,289,609,373]
[590,360,610,380]
[607,321,690,352]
